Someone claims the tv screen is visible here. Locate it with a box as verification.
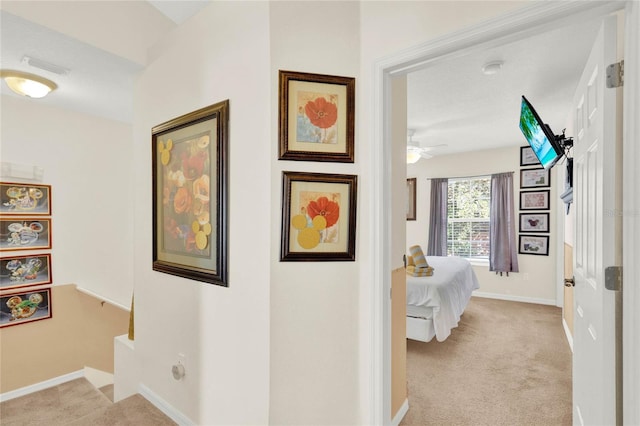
[519,96,563,169]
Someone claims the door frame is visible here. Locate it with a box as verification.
[369,1,639,425]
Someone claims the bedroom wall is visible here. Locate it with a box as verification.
[407,146,558,304]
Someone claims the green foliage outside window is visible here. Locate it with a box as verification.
[447,177,490,259]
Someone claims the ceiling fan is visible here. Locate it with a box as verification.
[406,129,447,163]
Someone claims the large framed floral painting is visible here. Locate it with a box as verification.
[278,70,355,163]
[152,101,229,286]
[281,171,357,261]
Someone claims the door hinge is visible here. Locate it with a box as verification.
[605,266,622,291]
[606,60,624,88]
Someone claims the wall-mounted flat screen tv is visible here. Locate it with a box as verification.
[519,96,563,169]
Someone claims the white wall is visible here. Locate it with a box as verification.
[0,95,134,306]
[132,2,270,424]
[407,146,558,303]
[269,2,361,424]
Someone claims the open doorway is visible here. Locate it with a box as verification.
[369,2,639,425]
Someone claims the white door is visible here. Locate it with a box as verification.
[572,15,622,426]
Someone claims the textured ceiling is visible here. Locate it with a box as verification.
[1,1,603,153]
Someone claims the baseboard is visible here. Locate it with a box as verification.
[562,318,574,352]
[139,384,194,426]
[391,398,409,426]
[0,369,84,402]
[472,291,556,306]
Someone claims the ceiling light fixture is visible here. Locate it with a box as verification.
[0,70,57,98]
[407,146,422,164]
[481,60,504,75]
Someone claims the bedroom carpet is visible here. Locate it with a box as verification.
[400,296,572,426]
[0,378,176,426]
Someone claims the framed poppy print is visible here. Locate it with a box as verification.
[281,171,357,261]
[278,70,355,163]
[152,100,229,286]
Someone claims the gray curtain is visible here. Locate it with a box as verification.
[489,172,519,273]
[427,178,448,256]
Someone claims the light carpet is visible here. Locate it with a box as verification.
[400,296,572,426]
[0,378,176,426]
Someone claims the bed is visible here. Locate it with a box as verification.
[406,256,480,342]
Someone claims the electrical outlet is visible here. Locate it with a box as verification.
[178,353,186,369]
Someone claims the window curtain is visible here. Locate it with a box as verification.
[427,178,448,256]
[489,172,519,274]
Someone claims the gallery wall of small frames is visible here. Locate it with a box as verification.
[0,182,53,328]
[518,147,550,256]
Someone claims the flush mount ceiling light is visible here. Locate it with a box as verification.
[0,70,57,98]
[481,60,504,75]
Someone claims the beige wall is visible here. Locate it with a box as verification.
[407,146,559,303]
[0,284,129,393]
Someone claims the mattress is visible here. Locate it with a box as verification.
[406,256,480,341]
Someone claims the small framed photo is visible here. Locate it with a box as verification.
[520,168,550,188]
[0,254,52,291]
[281,171,357,261]
[520,190,550,211]
[278,70,355,163]
[152,100,229,287]
[519,213,549,233]
[0,288,52,328]
[0,218,52,252]
[406,178,416,221]
[519,235,550,256]
[0,182,51,216]
[520,146,539,166]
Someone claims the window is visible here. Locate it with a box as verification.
[447,176,490,259]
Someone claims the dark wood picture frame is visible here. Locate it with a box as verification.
[0,287,52,328]
[152,100,229,286]
[278,70,355,163]
[406,178,416,221]
[281,171,357,261]
[0,253,52,291]
[0,182,52,216]
[519,190,550,211]
[519,234,550,256]
[520,167,551,188]
[520,146,540,166]
[519,212,550,233]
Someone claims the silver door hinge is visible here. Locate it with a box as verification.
[605,266,622,291]
[606,60,624,88]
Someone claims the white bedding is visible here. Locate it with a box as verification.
[406,256,480,341]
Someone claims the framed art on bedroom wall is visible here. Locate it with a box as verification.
[406,178,416,221]
[280,171,357,261]
[520,168,550,189]
[0,253,52,291]
[278,70,355,163]
[0,218,52,252]
[519,190,550,211]
[519,213,549,233]
[0,287,52,328]
[519,235,550,256]
[0,182,51,216]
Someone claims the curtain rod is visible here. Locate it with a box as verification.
[425,171,514,180]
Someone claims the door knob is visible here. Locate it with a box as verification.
[564,277,575,287]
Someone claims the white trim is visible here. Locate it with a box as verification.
[472,291,556,306]
[0,369,84,402]
[371,2,630,424]
[563,318,574,353]
[138,384,194,426]
[623,2,640,425]
[391,399,409,426]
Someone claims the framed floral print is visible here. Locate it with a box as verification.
[0,288,52,328]
[281,171,357,261]
[0,218,52,252]
[0,182,51,215]
[152,100,229,286]
[0,254,52,291]
[278,70,355,163]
